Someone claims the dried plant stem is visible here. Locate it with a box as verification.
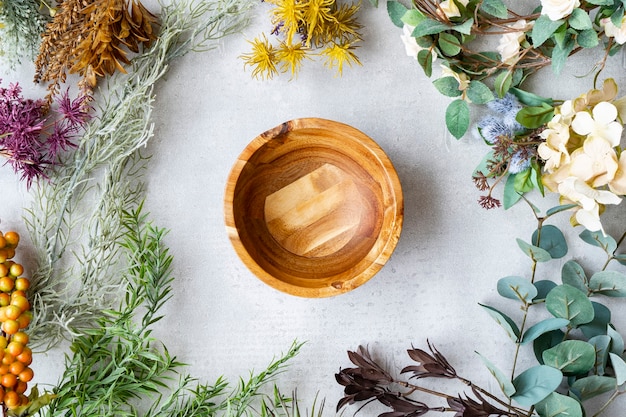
[25,0,253,349]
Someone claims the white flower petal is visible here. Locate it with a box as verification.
[592,102,618,125]
[571,111,594,135]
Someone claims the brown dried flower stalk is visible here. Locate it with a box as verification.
[34,0,158,101]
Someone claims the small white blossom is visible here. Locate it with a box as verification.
[602,16,626,44]
[557,177,622,232]
[497,20,532,65]
[400,24,436,61]
[540,0,580,21]
[571,101,623,147]
[436,0,469,19]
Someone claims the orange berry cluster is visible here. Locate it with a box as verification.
[0,232,33,410]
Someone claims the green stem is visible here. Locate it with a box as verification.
[591,389,625,417]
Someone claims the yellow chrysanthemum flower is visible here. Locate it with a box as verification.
[320,42,361,76]
[240,34,279,80]
[277,41,310,78]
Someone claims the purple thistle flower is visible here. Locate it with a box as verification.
[0,80,90,187]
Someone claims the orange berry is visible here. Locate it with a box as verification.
[0,307,7,322]
[3,232,19,248]
[3,249,14,260]
[6,342,23,358]
[0,277,14,293]
[11,333,28,346]
[15,349,31,366]
[8,361,23,376]
[1,353,14,366]
[0,250,7,264]
[2,320,19,335]
[1,373,17,388]
[16,313,30,330]
[0,364,9,375]
[9,296,28,313]
[0,264,8,278]
[0,236,5,250]
[10,290,25,299]
[14,381,26,395]
[13,278,29,292]
[8,264,22,278]
[0,386,5,403]
[4,305,21,321]
[0,336,7,350]
[4,389,19,408]
[17,368,32,383]
[0,293,9,307]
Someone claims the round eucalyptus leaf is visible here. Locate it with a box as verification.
[609,352,626,386]
[532,225,567,259]
[511,365,563,406]
[561,260,587,293]
[497,276,537,304]
[545,284,594,326]
[534,330,565,364]
[476,352,516,397]
[608,324,624,355]
[516,238,552,262]
[542,340,595,375]
[570,375,616,402]
[579,301,611,339]
[579,229,617,254]
[588,334,611,375]
[535,392,582,417]
[479,303,520,342]
[533,280,557,303]
[589,271,626,297]
[521,318,569,345]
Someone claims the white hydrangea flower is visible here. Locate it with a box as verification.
[557,177,622,232]
[540,0,580,21]
[571,101,623,147]
[538,114,572,172]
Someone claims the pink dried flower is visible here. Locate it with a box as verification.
[0,80,91,187]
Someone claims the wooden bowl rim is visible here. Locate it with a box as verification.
[224,117,403,298]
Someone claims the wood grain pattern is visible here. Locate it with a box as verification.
[224,118,403,298]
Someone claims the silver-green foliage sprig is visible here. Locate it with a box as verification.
[0,0,49,67]
[24,0,254,349]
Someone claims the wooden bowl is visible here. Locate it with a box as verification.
[224,118,403,297]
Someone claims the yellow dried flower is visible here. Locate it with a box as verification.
[277,41,309,77]
[241,34,279,80]
[242,0,362,78]
[320,42,360,76]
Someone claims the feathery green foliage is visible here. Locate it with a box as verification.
[24,0,254,349]
[0,0,49,66]
[40,206,303,417]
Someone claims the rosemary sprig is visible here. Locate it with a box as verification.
[42,206,303,417]
[24,0,254,349]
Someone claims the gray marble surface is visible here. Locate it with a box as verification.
[1,0,626,415]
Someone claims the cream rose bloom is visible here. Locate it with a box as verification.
[400,24,437,61]
[436,0,469,19]
[540,0,580,21]
[497,20,533,64]
[602,17,626,44]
